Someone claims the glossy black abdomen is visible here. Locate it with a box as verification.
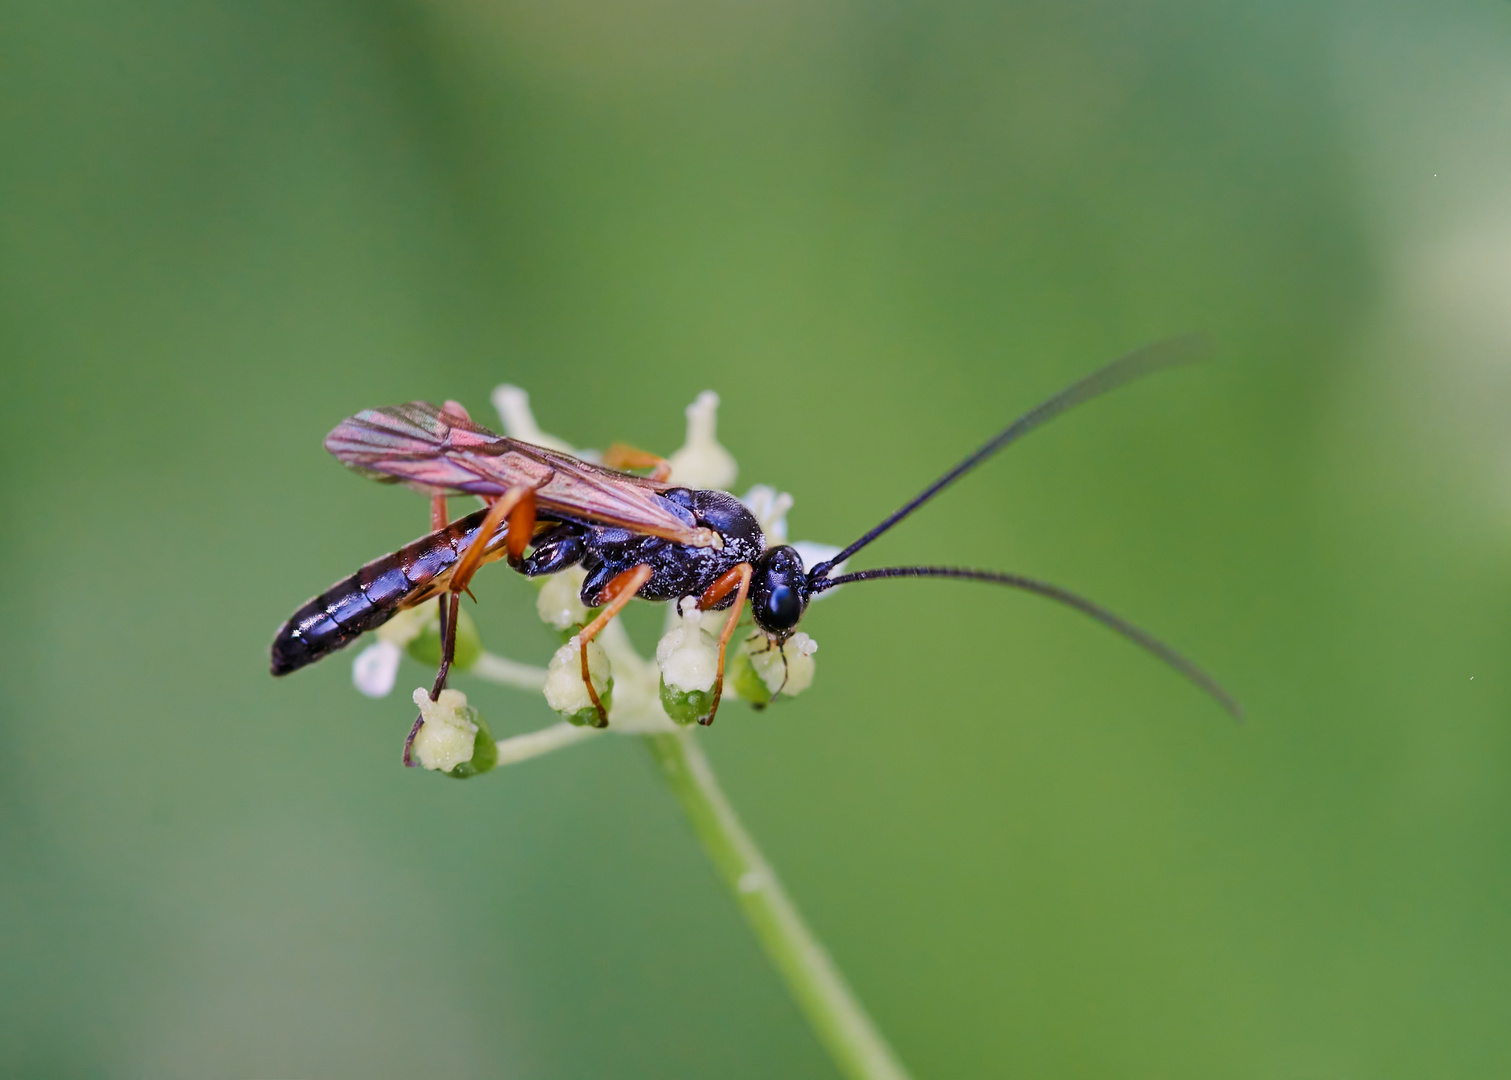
[270,506,501,675]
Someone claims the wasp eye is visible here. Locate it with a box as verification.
[763,584,803,630]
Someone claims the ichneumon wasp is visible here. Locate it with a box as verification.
[271,337,1240,742]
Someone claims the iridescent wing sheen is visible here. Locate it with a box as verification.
[324,402,713,546]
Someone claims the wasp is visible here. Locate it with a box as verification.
[270,338,1240,734]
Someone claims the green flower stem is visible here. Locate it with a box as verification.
[645,730,912,1080]
[495,721,600,765]
[471,651,548,690]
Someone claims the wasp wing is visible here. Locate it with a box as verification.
[324,402,710,545]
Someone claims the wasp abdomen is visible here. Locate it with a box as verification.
[270,508,497,676]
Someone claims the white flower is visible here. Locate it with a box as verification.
[656,598,721,695]
[543,634,612,725]
[666,391,738,490]
[352,640,402,698]
[409,687,480,772]
[742,485,795,543]
[536,566,591,631]
[743,632,818,698]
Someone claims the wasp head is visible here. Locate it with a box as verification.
[750,545,811,638]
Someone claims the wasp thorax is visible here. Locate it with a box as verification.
[751,545,810,636]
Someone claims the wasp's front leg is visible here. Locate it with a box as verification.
[696,562,753,726]
[576,564,655,726]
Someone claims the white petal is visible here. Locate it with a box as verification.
[741,484,794,544]
[352,640,401,698]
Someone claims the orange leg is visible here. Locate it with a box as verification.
[406,399,488,766]
[408,492,456,765]
[504,489,537,568]
[429,484,536,700]
[696,562,753,726]
[450,485,533,598]
[577,564,654,727]
[603,443,672,482]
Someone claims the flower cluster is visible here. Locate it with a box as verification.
[351,385,843,776]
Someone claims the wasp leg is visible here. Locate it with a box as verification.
[430,483,536,692]
[417,486,531,691]
[504,488,537,569]
[603,443,672,482]
[406,491,457,765]
[405,486,536,767]
[404,404,488,766]
[578,564,655,727]
[696,562,753,726]
[427,397,476,693]
[406,493,452,764]
[450,485,532,598]
[404,589,462,767]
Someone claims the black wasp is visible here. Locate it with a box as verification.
[271,338,1240,737]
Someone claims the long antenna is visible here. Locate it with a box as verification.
[806,336,1210,581]
[812,565,1241,719]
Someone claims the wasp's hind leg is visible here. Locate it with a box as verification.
[576,564,655,727]
[405,400,506,766]
[602,443,672,482]
[438,483,538,686]
[405,488,463,765]
[404,483,539,766]
[696,562,753,726]
[436,488,535,681]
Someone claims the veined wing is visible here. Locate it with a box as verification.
[325,402,716,546]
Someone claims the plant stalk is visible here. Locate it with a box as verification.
[645,731,912,1080]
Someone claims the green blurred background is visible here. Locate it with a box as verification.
[3,1,1509,1076]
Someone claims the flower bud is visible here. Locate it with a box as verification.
[666,391,737,489]
[729,632,818,707]
[353,639,402,698]
[536,566,592,633]
[544,634,613,727]
[410,687,497,778]
[656,599,721,724]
